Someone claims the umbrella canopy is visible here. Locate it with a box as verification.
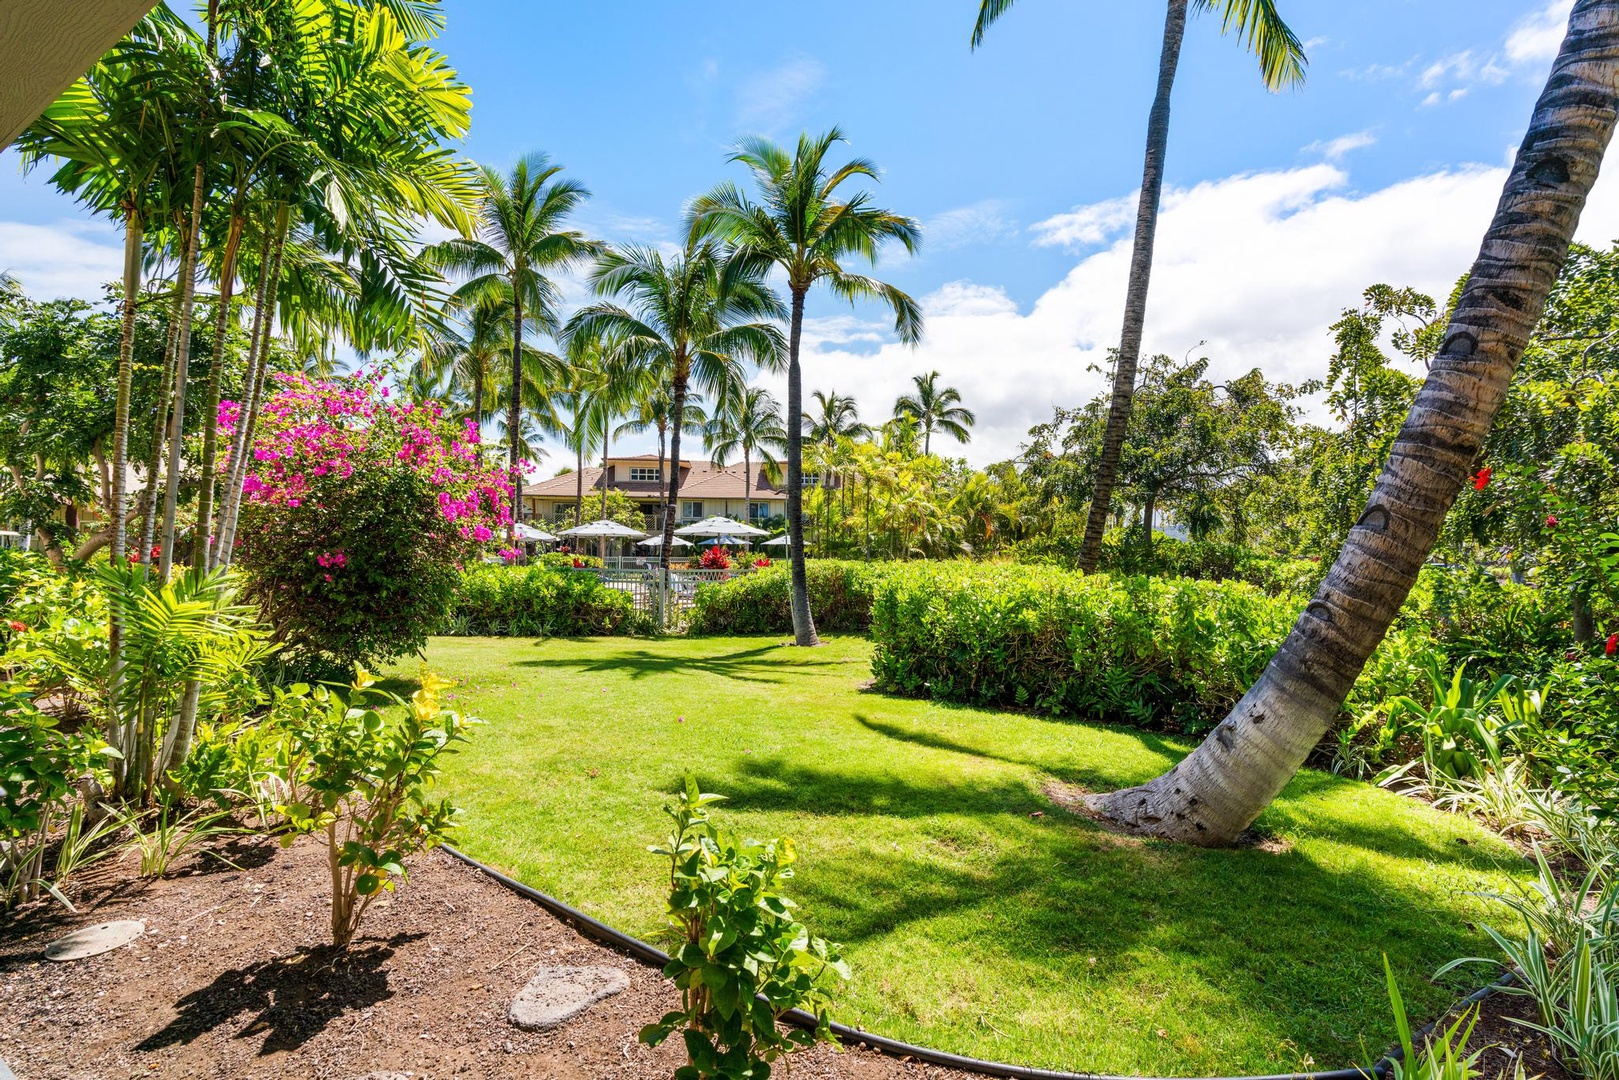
[674,515,768,538]
[700,536,751,547]
[759,535,793,547]
[514,522,558,542]
[557,519,646,539]
[636,535,692,548]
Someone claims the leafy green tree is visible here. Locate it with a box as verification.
[568,240,784,569]
[803,389,868,446]
[972,0,1306,574]
[706,385,787,517]
[428,153,598,542]
[893,370,975,456]
[690,129,922,645]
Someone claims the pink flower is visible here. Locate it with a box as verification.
[1546,514,1559,527]
[6,620,25,633]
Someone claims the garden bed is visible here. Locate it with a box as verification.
[0,834,954,1080]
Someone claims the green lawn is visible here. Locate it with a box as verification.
[388,635,1528,1076]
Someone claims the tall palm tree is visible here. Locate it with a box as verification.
[706,385,787,520]
[1088,0,1616,845]
[568,240,785,570]
[429,153,598,540]
[689,129,922,646]
[973,0,1305,573]
[893,371,975,456]
[803,389,868,446]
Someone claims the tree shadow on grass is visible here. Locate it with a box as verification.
[512,644,850,685]
[136,932,423,1055]
[710,756,1522,1070]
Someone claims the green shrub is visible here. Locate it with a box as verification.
[535,551,602,570]
[1016,532,1324,598]
[689,561,886,635]
[446,564,649,637]
[869,563,1297,730]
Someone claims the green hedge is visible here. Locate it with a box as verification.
[1015,532,1324,598]
[689,561,888,635]
[445,564,650,637]
[869,563,1297,731]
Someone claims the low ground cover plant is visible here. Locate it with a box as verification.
[689,560,886,636]
[641,780,847,1079]
[446,563,650,637]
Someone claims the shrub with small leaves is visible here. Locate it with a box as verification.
[272,668,480,947]
[640,780,848,1079]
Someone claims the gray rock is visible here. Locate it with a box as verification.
[508,965,630,1032]
[43,920,144,962]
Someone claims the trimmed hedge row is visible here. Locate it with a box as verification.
[869,562,1296,731]
[445,564,650,637]
[688,561,888,635]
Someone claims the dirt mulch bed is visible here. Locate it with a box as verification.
[0,832,1570,1080]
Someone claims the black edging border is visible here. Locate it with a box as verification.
[442,844,1512,1080]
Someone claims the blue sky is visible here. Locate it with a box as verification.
[2,0,1612,465]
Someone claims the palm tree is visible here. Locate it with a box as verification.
[689,129,922,646]
[973,0,1305,574]
[616,385,709,503]
[429,154,598,541]
[568,240,784,570]
[1087,0,1616,845]
[706,385,787,521]
[893,371,975,455]
[803,389,868,446]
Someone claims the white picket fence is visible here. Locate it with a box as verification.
[579,566,754,628]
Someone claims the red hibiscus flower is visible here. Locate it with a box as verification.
[1473,467,1491,491]
[1607,632,1617,657]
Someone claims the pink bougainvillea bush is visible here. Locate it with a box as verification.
[230,373,512,671]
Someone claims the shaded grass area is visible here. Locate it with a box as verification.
[389,635,1529,1077]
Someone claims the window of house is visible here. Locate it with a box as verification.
[682,501,703,520]
[749,502,771,522]
[629,467,661,482]
[804,473,821,488]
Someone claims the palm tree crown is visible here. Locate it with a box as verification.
[706,385,788,515]
[804,390,869,445]
[894,371,976,456]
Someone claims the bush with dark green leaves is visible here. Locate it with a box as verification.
[446,564,650,637]
[688,561,888,635]
[870,562,1296,731]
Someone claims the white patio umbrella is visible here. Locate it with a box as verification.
[674,515,769,538]
[557,519,646,539]
[514,522,558,542]
[636,535,692,548]
[759,534,793,547]
[700,536,751,547]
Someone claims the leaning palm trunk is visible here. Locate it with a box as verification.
[157,163,208,581]
[1090,0,1619,845]
[785,290,819,646]
[1076,0,1188,575]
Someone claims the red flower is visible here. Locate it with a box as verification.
[5,620,24,633]
[572,557,585,568]
[1607,633,1617,657]
[1546,514,1559,528]
[1473,467,1491,491]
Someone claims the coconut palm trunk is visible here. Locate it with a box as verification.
[660,358,691,573]
[1076,0,1188,575]
[157,162,208,581]
[139,283,185,563]
[106,207,142,773]
[1089,0,1619,845]
[508,292,524,542]
[192,209,243,568]
[786,289,819,646]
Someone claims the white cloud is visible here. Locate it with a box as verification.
[735,58,825,132]
[1030,192,1137,250]
[1303,130,1377,162]
[923,199,1017,251]
[0,219,124,301]
[764,161,1619,467]
[1505,0,1574,66]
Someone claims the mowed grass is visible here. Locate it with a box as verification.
[387,635,1529,1076]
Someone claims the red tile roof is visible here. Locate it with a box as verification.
[522,460,784,501]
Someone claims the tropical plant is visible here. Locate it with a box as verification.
[111,799,241,878]
[972,0,1305,574]
[893,370,975,456]
[705,385,787,516]
[1376,955,1487,1080]
[1083,3,1619,845]
[273,668,479,948]
[689,129,922,646]
[568,239,784,569]
[803,389,868,445]
[428,153,599,543]
[640,780,848,1079]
